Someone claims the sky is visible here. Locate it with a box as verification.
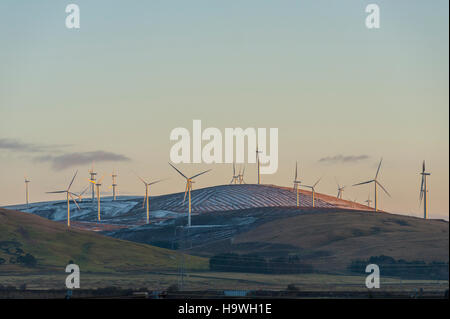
[0,0,448,219]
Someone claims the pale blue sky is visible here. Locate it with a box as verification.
[0,1,448,218]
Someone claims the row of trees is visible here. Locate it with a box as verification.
[348,255,449,280]
[210,253,314,274]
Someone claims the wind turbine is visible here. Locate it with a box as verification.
[301,177,322,208]
[88,162,97,202]
[238,165,246,184]
[420,160,431,219]
[24,175,30,206]
[46,171,80,228]
[89,175,105,221]
[110,169,118,201]
[135,173,163,224]
[293,162,301,207]
[353,158,391,212]
[230,163,239,184]
[335,178,346,199]
[73,185,89,202]
[364,194,372,208]
[168,163,211,227]
[256,145,262,184]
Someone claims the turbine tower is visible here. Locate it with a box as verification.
[301,177,322,208]
[335,178,346,199]
[353,158,391,212]
[135,173,163,224]
[238,165,246,184]
[46,171,80,228]
[88,162,97,202]
[230,163,239,184]
[24,175,30,206]
[111,169,118,201]
[364,194,372,208]
[89,175,104,221]
[420,160,431,219]
[292,162,301,207]
[256,145,261,184]
[169,163,211,227]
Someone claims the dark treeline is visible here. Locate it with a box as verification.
[348,255,449,280]
[209,253,314,274]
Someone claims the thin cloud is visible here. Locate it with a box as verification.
[318,154,369,164]
[0,138,68,153]
[35,151,131,170]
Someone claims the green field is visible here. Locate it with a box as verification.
[1,270,448,293]
[0,208,207,273]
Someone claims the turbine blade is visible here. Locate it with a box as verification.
[168,162,188,179]
[375,158,383,179]
[97,175,105,184]
[69,194,81,210]
[352,180,373,187]
[295,162,298,181]
[149,179,164,186]
[422,160,425,173]
[190,169,211,179]
[135,173,147,185]
[46,191,66,194]
[419,176,424,204]
[67,170,78,190]
[313,177,322,187]
[80,185,89,196]
[376,181,391,197]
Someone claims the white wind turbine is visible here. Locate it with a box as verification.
[46,171,80,228]
[364,193,372,208]
[353,158,391,212]
[230,162,239,184]
[335,178,346,200]
[301,177,322,208]
[256,145,262,184]
[169,163,211,227]
[89,175,105,221]
[88,162,97,202]
[420,160,431,219]
[238,165,246,184]
[110,169,118,201]
[24,175,30,207]
[135,173,163,224]
[293,162,301,207]
[73,185,89,202]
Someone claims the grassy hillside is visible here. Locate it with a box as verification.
[0,208,207,273]
[231,210,449,272]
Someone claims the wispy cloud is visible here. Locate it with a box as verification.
[34,151,131,170]
[318,154,369,164]
[0,138,68,153]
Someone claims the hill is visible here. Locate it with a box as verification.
[106,207,449,274]
[0,208,207,273]
[5,184,371,228]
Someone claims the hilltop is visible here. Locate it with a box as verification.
[0,208,207,273]
[6,184,371,228]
